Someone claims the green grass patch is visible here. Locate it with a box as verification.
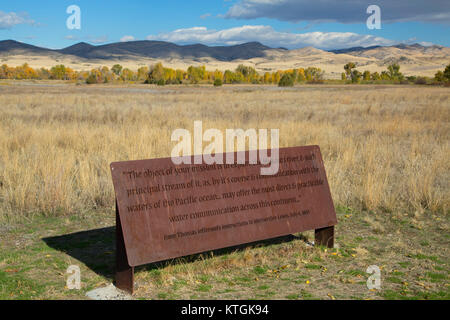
[409,253,440,262]
[346,269,366,277]
[304,264,321,270]
[257,285,270,290]
[196,284,212,292]
[398,261,412,268]
[425,272,447,283]
[253,266,267,275]
[386,276,403,284]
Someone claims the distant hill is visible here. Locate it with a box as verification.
[0,40,275,61]
[0,39,448,78]
[58,42,95,56]
[329,43,447,54]
[329,46,382,54]
[0,40,54,55]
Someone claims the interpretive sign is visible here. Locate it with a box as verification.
[111,145,337,293]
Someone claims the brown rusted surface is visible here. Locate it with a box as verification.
[315,226,335,248]
[110,145,337,267]
[115,201,134,293]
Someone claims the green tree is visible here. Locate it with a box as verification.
[363,70,371,81]
[0,64,13,79]
[121,68,135,81]
[111,64,123,76]
[305,67,324,82]
[351,70,362,83]
[406,76,417,83]
[38,68,51,80]
[223,70,235,84]
[187,66,206,84]
[235,65,257,82]
[263,72,272,84]
[86,69,103,84]
[387,63,404,81]
[146,62,165,84]
[381,71,390,80]
[443,64,450,82]
[175,69,185,83]
[344,62,356,80]
[371,72,381,81]
[137,67,149,81]
[163,67,177,84]
[278,73,295,87]
[434,71,444,83]
[50,65,67,80]
[213,70,223,82]
[297,68,306,82]
[100,66,113,83]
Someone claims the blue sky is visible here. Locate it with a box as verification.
[0,0,449,50]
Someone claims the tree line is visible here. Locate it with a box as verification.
[1,62,448,86]
[342,62,450,85]
[141,63,325,86]
[0,62,323,85]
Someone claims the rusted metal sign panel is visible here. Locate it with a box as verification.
[111,145,337,267]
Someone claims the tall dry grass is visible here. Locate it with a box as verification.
[0,84,448,222]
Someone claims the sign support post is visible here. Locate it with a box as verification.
[115,201,134,294]
[315,226,334,248]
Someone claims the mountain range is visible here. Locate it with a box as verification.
[0,40,277,61]
[0,39,448,78]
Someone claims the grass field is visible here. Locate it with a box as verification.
[0,82,448,299]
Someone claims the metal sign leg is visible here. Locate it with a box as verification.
[315,226,334,248]
[115,201,134,294]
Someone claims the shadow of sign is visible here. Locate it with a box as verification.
[42,228,306,281]
[43,227,115,280]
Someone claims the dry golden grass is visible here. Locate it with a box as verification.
[0,83,448,222]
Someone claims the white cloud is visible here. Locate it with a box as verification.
[65,35,79,41]
[88,36,108,44]
[120,35,135,42]
[200,13,211,19]
[0,11,37,29]
[146,25,399,50]
[226,0,450,23]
